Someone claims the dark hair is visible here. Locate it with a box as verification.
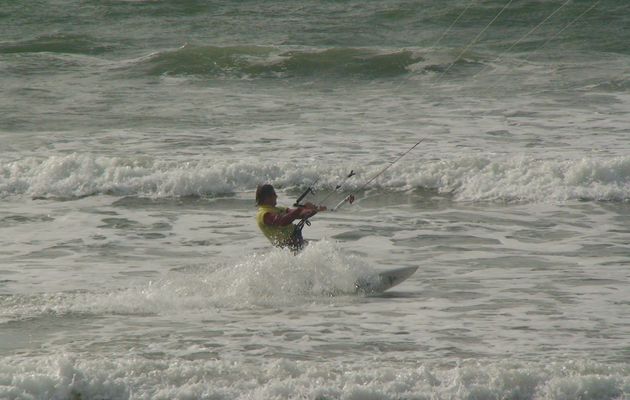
[256,184,275,205]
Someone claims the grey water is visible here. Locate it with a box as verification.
[1,1,630,399]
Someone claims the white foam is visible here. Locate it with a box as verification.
[397,155,630,202]
[0,241,369,321]
[1,356,628,400]
[1,153,629,202]
[135,240,367,310]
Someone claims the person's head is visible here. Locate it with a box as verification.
[256,184,277,206]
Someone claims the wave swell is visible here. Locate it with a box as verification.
[136,44,426,79]
[0,34,112,55]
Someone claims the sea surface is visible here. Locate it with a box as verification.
[1,0,630,399]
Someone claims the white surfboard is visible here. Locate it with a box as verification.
[354,266,418,294]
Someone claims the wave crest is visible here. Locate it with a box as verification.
[1,153,629,202]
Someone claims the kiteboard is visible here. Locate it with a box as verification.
[354,266,418,294]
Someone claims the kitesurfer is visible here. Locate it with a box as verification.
[255,183,328,251]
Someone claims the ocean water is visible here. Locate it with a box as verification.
[1,0,630,399]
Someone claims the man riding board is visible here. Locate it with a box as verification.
[255,183,326,251]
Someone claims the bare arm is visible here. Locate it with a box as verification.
[263,204,325,226]
[263,208,302,226]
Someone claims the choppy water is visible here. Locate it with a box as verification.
[1,1,630,399]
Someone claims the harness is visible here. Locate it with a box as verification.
[289,217,311,250]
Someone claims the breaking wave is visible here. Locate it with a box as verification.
[1,355,628,400]
[1,153,629,203]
